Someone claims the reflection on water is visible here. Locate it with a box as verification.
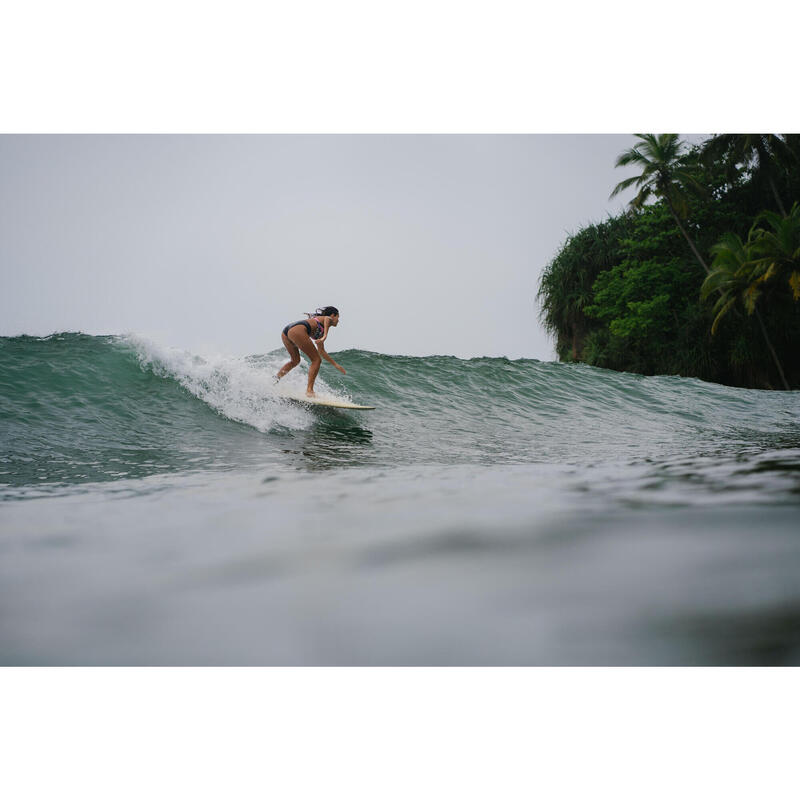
[661,604,800,666]
[0,422,276,496]
[718,424,800,452]
[280,414,375,471]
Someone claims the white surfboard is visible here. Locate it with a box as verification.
[278,390,375,410]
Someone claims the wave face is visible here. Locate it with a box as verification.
[2,332,800,492]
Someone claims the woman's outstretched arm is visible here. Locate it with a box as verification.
[316,342,346,374]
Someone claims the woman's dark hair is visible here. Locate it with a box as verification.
[309,306,339,317]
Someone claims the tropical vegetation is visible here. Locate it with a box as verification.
[537,134,800,389]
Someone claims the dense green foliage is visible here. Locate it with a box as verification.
[537,134,800,389]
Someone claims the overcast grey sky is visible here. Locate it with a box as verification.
[0,135,706,360]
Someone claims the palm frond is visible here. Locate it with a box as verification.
[614,148,650,169]
[609,174,643,198]
[710,296,737,335]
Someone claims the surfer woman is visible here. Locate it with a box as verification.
[276,306,346,396]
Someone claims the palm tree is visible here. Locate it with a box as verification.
[701,134,795,216]
[748,202,800,295]
[611,134,710,274]
[701,216,796,390]
[701,232,753,333]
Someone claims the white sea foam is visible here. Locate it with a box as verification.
[124,334,346,432]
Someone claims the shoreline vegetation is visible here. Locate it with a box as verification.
[537,134,800,390]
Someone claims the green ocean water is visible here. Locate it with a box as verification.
[2,332,800,664]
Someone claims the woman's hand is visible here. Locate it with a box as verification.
[337,365,347,374]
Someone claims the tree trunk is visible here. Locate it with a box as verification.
[768,175,787,217]
[665,198,710,275]
[755,308,790,390]
[755,140,787,216]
